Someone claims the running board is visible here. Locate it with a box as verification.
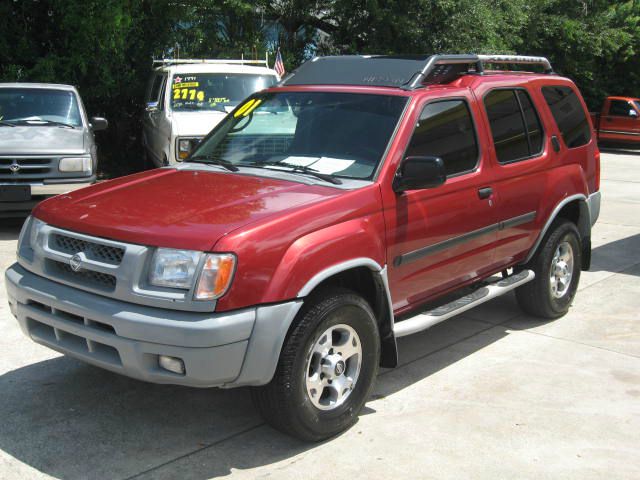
[393,270,535,338]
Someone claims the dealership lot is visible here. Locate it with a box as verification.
[0,150,639,479]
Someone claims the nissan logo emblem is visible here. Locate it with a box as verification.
[9,163,20,173]
[69,254,83,272]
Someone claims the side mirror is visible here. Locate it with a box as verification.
[146,101,159,112]
[89,117,108,131]
[629,109,638,118]
[393,156,446,193]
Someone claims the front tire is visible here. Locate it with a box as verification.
[516,220,582,319]
[251,288,380,442]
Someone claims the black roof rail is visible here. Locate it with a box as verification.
[279,54,554,90]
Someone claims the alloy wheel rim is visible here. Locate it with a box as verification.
[550,241,574,299]
[305,323,362,411]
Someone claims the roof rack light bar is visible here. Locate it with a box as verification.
[477,55,553,74]
[407,54,554,89]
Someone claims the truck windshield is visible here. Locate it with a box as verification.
[634,101,640,112]
[171,73,277,112]
[189,91,407,180]
[0,88,82,127]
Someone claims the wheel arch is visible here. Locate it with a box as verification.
[296,259,398,368]
[524,194,592,270]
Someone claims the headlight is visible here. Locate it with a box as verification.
[59,157,92,173]
[176,137,202,160]
[29,217,46,248]
[149,248,201,289]
[194,253,236,300]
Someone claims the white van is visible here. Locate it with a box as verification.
[142,58,279,167]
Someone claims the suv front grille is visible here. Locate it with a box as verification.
[50,233,125,265]
[50,260,117,291]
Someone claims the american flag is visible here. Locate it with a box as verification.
[274,48,285,77]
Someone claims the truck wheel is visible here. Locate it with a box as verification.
[516,220,582,319]
[251,288,380,441]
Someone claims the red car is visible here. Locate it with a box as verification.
[6,54,601,441]
[590,95,640,147]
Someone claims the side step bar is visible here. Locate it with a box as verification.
[393,270,535,337]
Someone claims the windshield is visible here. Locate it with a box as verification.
[171,73,277,112]
[0,88,82,126]
[188,91,407,180]
[634,100,640,112]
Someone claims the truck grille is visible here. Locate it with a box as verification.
[50,233,125,265]
[48,260,116,292]
[0,157,53,182]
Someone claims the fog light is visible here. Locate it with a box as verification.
[159,355,185,375]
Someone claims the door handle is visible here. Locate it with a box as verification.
[551,135,561,153]
[478,187,493,199]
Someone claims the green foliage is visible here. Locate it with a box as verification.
[1,0,640,178]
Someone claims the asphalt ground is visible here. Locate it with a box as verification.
[0,150,638,479]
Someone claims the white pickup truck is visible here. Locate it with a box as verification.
[142,58,279,167]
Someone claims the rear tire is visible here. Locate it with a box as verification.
[516,220,582,319]
[251,288,380,442]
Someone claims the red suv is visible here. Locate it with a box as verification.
[6,54,601,441]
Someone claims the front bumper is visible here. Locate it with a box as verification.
[0,179,95,217]
[6,263,302,388]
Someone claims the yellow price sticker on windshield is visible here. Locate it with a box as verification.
[173,88,205,102]
[172,82,199,89]
[234,98,262,118]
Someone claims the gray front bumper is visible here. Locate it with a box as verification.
[5,263,302,388]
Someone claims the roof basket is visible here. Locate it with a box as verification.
[153,53,270,68]
[280,54,554,90]
[408,54,554,89]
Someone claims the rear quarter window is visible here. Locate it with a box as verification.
[541,86,591,148]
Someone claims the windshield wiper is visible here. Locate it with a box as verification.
[247,160,343,185]
[189,155,239,172]
[0,120,16,127]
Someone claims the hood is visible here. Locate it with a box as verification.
[34,168,342,251]
[0,126,85,155]
[172,111,228,137]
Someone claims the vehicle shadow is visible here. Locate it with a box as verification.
[0,315,510,479]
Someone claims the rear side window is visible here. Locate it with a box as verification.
[541,86,591,148]
[484,89,544,164]
[609,100,633,117]
[405,100,478,176]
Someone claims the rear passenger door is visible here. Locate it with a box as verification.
[385,93,499,313]
[481,88,548,266]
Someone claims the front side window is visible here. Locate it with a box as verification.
[541,86,591,148]
[0,88,82,127]
[609,100,633,117]
[484,89,544,164]
[171,73,277,112]
[405,100,478,176]
[189,91,407,180]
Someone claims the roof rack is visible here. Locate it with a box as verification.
[153,53,270,68]
[280,54,554,90]
[407,54,554,89]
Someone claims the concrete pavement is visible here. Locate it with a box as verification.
[0,150,639,479]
